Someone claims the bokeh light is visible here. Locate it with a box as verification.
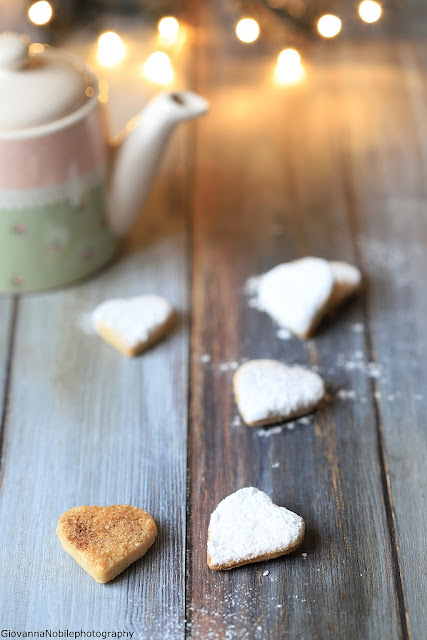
[275,48,304,84]
[28,1,53,26]
[236,18,260,43]
[359,1,382,23]
[158,17,180,41]
[317,14,342,38]
[143,52,174,85]
[29,42,45,54]
[96,32,126,67]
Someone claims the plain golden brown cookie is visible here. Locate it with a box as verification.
[57,504,157,583]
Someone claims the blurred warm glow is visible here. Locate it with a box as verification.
[275,48,304,84]
[143,52,174,85]
[97,32,126,67]
[158,17,180,40]
[29,42,45,54]
[359,1,382,23]
[28,1,53,26]
[98,78,108,104]
[317,14,342,38]
[236,18,260,43]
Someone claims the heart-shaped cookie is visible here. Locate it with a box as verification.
[233,359,325,426]
[207,487,305,570]
[56,504,157,583]
[92,294,174,356]
[255,257,334,338]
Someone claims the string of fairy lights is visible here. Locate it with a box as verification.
[25,0,384,86]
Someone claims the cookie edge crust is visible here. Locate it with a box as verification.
[327,262,363,315]
[56,509,157,583]
[207,520,305,571]
[232,361,326,427]
[94,310,175,357]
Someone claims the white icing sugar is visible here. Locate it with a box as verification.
[92,294,173,348]
[207,487,305,569]
[233,359,325,425]
[252,257,334,337]
[76,312,95,335]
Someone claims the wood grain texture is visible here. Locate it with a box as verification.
[186,4,416,639]
[340,39,427,640]
[0,127,190,637]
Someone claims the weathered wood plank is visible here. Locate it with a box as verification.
[187,8,403,639]
[0,125,190,637]
[340,39,427,640]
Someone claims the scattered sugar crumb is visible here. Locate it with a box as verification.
[352,323,364,332]
[231,416,242,428]
[219,361,239,372]
[301,552,307,558]
[286,422,295,430]
[257,426,284,437]
[263,570,270,576]
[375,391,382,399]
[387,394,395,401]
[367,362,381,378]
[272,462,280,469]
[277,604,282,608]
[76,313,95,335]
[337,389,356,401]
[200,354,211,363]
[354,350,364,359]
[345,361,357,371]
[277,328,292,340]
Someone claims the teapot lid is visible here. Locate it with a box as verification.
[0,32,96,133]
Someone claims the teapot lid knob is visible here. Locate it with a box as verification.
[0,32,30,71]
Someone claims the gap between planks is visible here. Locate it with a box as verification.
[0,296,19,491]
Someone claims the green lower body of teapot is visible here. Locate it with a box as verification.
[0,182,117,294]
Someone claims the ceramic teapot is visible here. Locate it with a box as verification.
[0,32,208,293]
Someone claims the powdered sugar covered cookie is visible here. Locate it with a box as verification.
[207,487,305,570]
[249,257,362,338]
[233,359,325,426]
[328,261,362,312]
[255,257,334,338]
[92,294,174,356]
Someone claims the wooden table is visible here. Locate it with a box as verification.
[1,2,426,638]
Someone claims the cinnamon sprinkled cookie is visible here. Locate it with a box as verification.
[56,504,157,583]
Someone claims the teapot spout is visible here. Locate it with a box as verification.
[107,91,208,236]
